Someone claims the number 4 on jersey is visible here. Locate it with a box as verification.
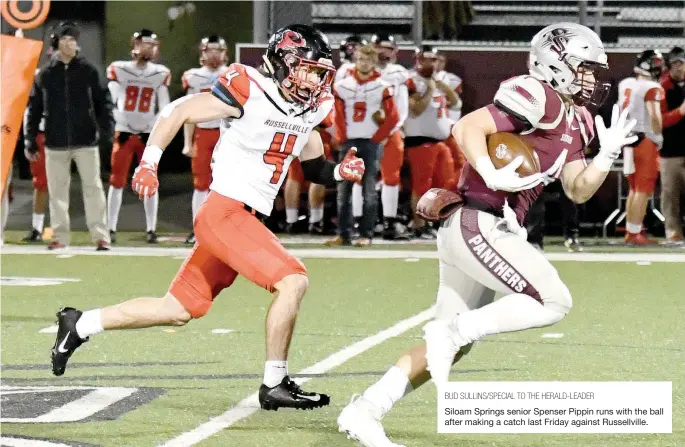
[264,132,297,184]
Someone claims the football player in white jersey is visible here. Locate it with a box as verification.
[181,35,229,244]
[51,24,365,411]
[371,33,413,240]
[106,29,171,244]
[338,23,637,447]
[335,35,367,83]
[617,50,665,245]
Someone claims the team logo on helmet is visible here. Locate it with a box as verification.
[276,31,306,52]
[495,144,508,159]
[541,28,576,60]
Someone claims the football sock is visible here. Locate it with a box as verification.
[626,222,642,234]
[144,191,159,232]
[263,360,288,387]
[32,213,45,232]
[285,208,298,224]
[107,186,123,231]
[450,293,567,342]
[75,309,104,339]
[309,207,324,223]
[381,184,399,218]
[362,366,413,418]
[192,189,208,222]
[352,182,363,218]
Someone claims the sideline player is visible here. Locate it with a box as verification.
[404,45,458,238]
[51,24,365,411]
[338,23,637,446]
[181,35,229,244]
[106,29,171,244]
[617,50,665,245]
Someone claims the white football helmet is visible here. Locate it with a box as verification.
[529,22,610,106]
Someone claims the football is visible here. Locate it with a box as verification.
[486,132,540,177]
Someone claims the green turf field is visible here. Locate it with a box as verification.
[1,247,684,446]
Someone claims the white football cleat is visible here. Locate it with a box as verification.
[423,320,464,385]
[338,395,405,447]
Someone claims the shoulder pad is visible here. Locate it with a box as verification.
[494,75,563,129]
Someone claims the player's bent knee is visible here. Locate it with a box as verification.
[193,177,210,191]
[109,174,126,189]
[274,273,309,298]
[542,280,573,318]
[163,293,194,324]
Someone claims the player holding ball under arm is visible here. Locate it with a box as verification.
[337,23,636,447]
[50,24,365,412]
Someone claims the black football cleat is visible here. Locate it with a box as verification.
[109,230,117,244]
[258,376,330,411]
[22,228,42,243]
[146,231,158,244]
[51,307,88,376]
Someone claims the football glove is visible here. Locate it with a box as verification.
[131,161,158,199]
[336,147,365,183]
[593,104,638,172]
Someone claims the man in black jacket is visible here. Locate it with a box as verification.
[25,21,113,250]
[660,47,685,243]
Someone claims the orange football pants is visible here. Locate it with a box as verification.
[169,192,307,318]
[109,132,146,188]
[407,141,457,196]
[380,130,404,186]
[627,137,659,194]
[30,132,47,192]
[192,127,220,191]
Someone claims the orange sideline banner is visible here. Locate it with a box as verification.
[1,35,42,196]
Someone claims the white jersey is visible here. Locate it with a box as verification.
[435,69,463,121]
[379,63,409,129]
[334,71,393,140]
[182,65,229,129]
[107,60,171,134]
[209,64,333,215]
[404,72,454,141]
[617,77,664,135]
[335,62,355,84]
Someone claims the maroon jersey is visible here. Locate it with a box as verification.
[458,75,595,223]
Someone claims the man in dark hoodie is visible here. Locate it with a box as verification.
[25,21,113,250]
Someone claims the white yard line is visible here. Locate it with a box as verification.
[1,244,684,262]
[159,306,435,447]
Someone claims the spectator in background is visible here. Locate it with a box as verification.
[660,47,685,243]
[329,45,399,246]
[25,21,113,250]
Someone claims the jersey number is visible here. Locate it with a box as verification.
[353,101,367,122]
[621,88,632,111]
[264,132,297,184]
[124,86,154,113]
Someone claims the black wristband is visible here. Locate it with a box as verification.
[301,155,338,187]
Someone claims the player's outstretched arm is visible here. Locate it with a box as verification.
[299,130,365,185]
[561,105,637,203]
[131,93,240,199]
[147,92,239,151]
